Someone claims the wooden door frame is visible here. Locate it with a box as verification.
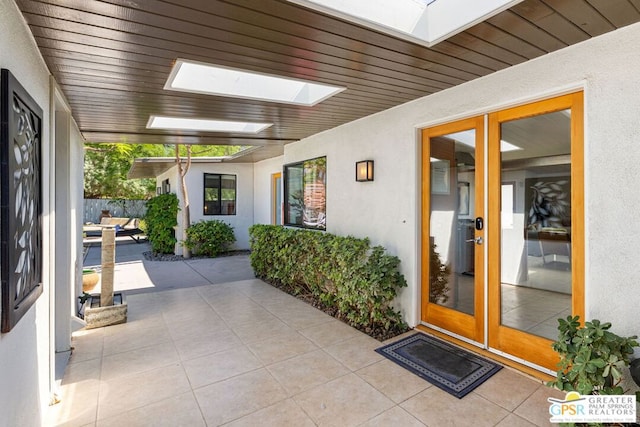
[421,115,485,343]
[487,92,585,371]
[271,172,282,225]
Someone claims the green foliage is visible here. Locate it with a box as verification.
[184,220,236,257]
[548,315,639,399]
[84,143,247,199]
[144,193,179,254]
[429,242,450,304]
[249,224,408,333]
[84,143,163,199]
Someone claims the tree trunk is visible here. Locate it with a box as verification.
[176,144,193,258]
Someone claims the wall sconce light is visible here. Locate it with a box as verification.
[355,160,374,182]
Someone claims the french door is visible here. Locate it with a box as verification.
[421,116,485,343]
[422,92,584,371]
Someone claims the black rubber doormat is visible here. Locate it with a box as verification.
[375,333,502,399]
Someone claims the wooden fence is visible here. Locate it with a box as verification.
[84,199,147,224]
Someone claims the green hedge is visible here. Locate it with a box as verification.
[144,193,179,254]
[184,220,236,257]
[249,224,407,332]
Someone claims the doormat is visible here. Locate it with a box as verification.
[375,333,502,398]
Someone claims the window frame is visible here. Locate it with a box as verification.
[283,156,326,230]
[203,173,237,216]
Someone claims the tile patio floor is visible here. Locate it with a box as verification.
[48,243,565,426]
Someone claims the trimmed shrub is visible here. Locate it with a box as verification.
[184,220,236,257]
[249,224,407,333]
[144,193,179,254]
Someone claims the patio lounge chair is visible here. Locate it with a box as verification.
[84,217,146,243]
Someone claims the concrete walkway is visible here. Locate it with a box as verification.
[82,240,255,295]
[48,241,565,426]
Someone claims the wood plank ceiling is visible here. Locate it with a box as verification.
[15,0,640,162]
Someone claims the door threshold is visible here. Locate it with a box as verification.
[415,325,555,383]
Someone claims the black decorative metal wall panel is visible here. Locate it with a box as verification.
[1,69,43,333]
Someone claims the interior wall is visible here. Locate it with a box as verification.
[0,1,55,425]
[276,21,640,344]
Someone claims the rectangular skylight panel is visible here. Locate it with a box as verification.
[165,60,345,106]
[147,116,272,134]
[288,0,521,47]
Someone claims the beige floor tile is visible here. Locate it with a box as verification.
[159,299,213,317]
[299,319,364,348]
[61,357,102,386]
[247,330,318,364]
[267,349,349,395]
[173,328,243,361]
[400,387,509,427]
[183,345,263,389]
[97,392,205,427]
[160,302,220,324]
[218,306,279,327]
[324,334,384,371]
[224,398,315,427]
[101,311,164,335]
[97,363,191,420]
[157,301,211,317]
[513,385,565,427]
[102,324,172,356]
[231,317,295,344]
[473,368,541,411]
[194,369,288,426]
[49,378,100,427]
[356,359,430,403]
[294,373,395,426]
[166,312,230,341]
[359,406,426,427]
[271,305,334,330]
[100,342,180,381]
[495,413,538,427]
[69,330,104,364]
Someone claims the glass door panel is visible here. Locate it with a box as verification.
[499,110,572,340]
[487,92,584,371]
[422,116,484,343]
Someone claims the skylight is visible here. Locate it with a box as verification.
[287,0,522,46]
[165,59,346,106]
[146,116,272,134]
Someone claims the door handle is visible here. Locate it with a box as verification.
[465,236,483,245]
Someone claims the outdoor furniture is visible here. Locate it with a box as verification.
[538,229,571,266]
[83,217,146,243]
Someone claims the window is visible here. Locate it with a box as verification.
[162,179,170,194]
[284,157,326,229]
[203,173,236,215]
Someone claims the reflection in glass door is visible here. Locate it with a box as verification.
[500,110,572,340]
[422,116,484,343]
[488,92,584,371]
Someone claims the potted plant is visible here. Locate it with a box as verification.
[82,268,100,292]
[548,315,639,400]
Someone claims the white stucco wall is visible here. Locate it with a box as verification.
[160,163,255,253]
[253,155,284,225]
[272,21,640,347]
[0,1,54,426]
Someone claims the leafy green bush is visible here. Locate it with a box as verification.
[249,224,407,333]
[184,220,236,257]
[144,193,179,254]
[548,316,639,398]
